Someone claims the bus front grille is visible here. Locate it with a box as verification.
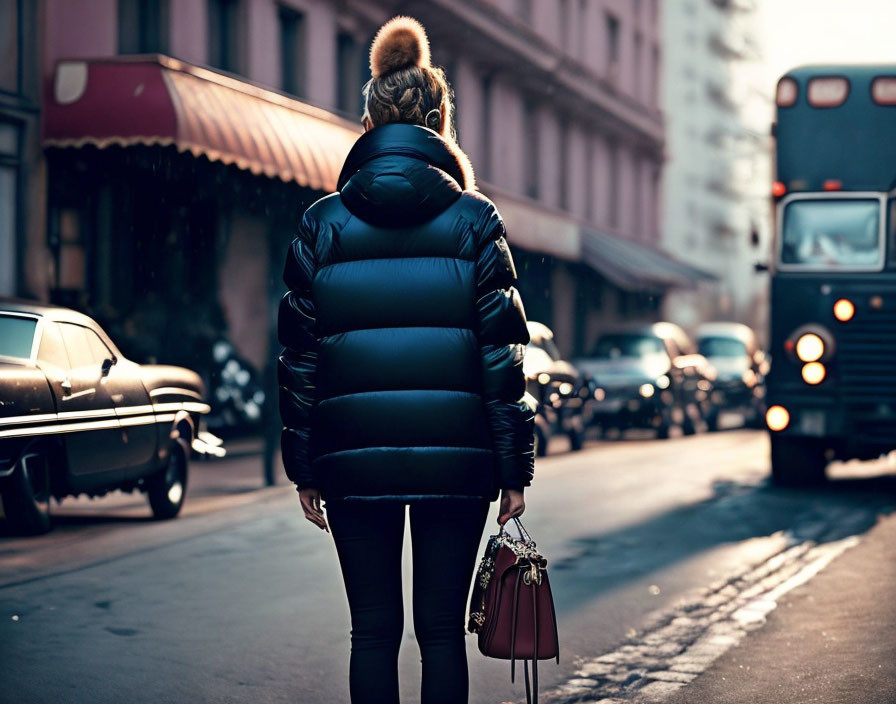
[837,308,896,403]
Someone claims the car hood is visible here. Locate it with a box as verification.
[525,358,581,383]
[707,356,750,381]
[573,354,670,386]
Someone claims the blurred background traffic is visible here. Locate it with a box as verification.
[0,0,892,479]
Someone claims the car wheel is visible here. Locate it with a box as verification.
[770,435,827,487]
[682,405,698,436]
[568,427,585,452]
[2,452,52,535]
[705,409,720,432]
[147,438,189,520]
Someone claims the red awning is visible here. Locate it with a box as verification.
[44,55,362,192]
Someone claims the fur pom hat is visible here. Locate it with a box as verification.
[369,16,432,78]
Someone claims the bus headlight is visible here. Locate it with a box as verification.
[833,298,855,322]
[795,333,824,362]
[801,362,826,385]
[766,405,790,431]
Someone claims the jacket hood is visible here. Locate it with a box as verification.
[337,124,476,227]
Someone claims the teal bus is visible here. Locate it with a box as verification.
[766,65,896,485]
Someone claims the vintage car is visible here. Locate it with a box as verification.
[524,321,594,455]
[0,299,209,534]
[695,322,768,429]
[574,322,717,438]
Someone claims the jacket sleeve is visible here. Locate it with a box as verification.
[474,202,536,490]
[278,212,319,489]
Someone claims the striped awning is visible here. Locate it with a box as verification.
[582,228,718,291]
[44,55,362,192]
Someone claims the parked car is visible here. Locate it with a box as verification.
[695,322,768,429]
[574,322,717,438]
[524,321,593,455]
[0,299,209,534]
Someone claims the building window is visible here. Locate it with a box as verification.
[480,74,493,180]
[208,0,242,74]
[515,0,532,22]
[605,12,620,74]
[522,99,540,200]
[632,158,642,237]
[337,32,361,115]
[558,119,570,210]
[607,140,619,227]
[0,122,18,295]
[279,5,306,97]
[0,0,20,93]
[578,0,588,61]
[634,32,643,101]
[585,137,595,221]
[652,45,660,107]
[559,0,570,48]
[118,0,169,54]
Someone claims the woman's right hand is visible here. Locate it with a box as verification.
[299,488,329,532]
[497,488,525,525]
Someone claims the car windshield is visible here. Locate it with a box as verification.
[780,198,882,269]
[698,336,747,358]
[0,315,37,360]
[591,334,665,359]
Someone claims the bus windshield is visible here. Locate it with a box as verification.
[780,198,882,269]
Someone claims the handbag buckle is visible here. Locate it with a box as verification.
[522,562,542,586]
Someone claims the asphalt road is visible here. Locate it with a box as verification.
[2,430,894,704]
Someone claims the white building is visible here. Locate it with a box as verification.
[661,0,771,336]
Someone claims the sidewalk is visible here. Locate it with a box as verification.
[666,512,896,704]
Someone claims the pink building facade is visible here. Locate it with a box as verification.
[8,0,696,386]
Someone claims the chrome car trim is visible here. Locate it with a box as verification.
[0,413,59,426]
[0,402,210,430]
[115,404,155,416]
[0,411,188,438]
[57,408,113,419]
[149,387,202,399]
[152,402,187,412]
[0,418,121,439]
[119,415,162,427]
[60,387,98,401]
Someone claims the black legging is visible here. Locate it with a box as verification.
[326,498,490,704]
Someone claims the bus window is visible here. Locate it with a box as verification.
[890,199,896,266]
[780,198,882,269]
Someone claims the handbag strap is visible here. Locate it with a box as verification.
[500,517,534,544]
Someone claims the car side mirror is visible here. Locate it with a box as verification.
[754,261,769,272]
[101,357,116,376]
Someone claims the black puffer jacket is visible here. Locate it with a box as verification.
[278,123,535,501]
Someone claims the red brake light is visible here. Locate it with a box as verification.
[872,77,896,105]
[776,77,798,107]
[772,181,787,197]
[823,179,842,191]
[807,77,849,108]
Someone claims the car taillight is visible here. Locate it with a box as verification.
[807,77,849,108]
[871,76,896,105]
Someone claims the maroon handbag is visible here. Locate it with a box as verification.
[468,518,559,704]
